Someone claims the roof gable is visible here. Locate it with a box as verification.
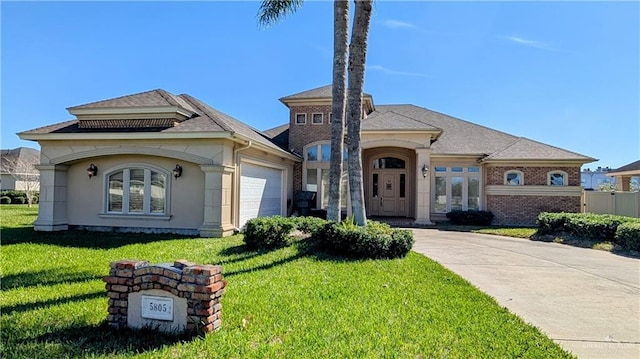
[608,160,640,175]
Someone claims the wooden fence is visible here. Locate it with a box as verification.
[582,191,640,218]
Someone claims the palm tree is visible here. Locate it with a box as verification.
[326,0,349,222]
[258,0,372,226]
[345,0,372,226]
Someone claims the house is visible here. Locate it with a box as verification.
[581,166,615,190]
[607,160,640,192]
[0,147,40,191]
[18,86,595,236]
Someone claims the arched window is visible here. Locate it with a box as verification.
[372,157,406,169]
[548,171,568,186]
[106,165,169,215]
[504,170,524,185]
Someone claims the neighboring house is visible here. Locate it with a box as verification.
[18,86,595,236]
[0,147,40,191]
[607,160,640,192]
[581,166,615,190]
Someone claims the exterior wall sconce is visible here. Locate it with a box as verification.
[87,164,98,178]
[421,164,429,178]
[173,164,183,179]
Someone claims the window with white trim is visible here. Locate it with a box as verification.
[433,166,481,213]
[312,113,323,124]
[107,167,168,215]
[504,170,523,185]
[295,113,306,125]
[548,171,568,186]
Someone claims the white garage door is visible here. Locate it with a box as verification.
[239,163,283,228]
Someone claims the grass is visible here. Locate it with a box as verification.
[1,205,573,358]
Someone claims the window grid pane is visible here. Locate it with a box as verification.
[128,169,145,212]
[108,171,123,212]
[451,177,463,211]
[150,171,166,213]
[321,144,331,162]
[306,146,318,161]
[468,177,480,210]
[435,177,447,212]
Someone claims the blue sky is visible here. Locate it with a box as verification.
[2,1,638,169]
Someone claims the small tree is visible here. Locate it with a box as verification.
[1,149,40,206]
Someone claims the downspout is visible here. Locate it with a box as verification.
[232,140,252,231]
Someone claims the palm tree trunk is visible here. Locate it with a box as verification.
[346,0,372,226]
[327,0,349,222]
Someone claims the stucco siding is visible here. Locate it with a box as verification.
[66,156,205,231]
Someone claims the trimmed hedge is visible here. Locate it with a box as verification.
[312,220,414,259]
[242,215,414,259]
[242,216,296,250]
[0,190,38,204]
[616,222,640,251]
[0,196,11,204]
[446,210,494,226]
[536,212,640,250]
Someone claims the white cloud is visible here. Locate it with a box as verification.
[367,65,427,78]
[382,19,417,30]
[501,35,556,51]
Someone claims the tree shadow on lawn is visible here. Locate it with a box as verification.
[2,291,105,315]
[31,323,189,357]
[1,226,191,249]
[1,267,103,291]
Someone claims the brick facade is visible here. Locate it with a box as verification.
[288,104,333,154]
[487,195,581,226]
[485,166,581,186]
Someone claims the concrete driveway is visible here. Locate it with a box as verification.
[411,229,640,359]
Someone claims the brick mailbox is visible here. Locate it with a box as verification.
[103,259,226,335]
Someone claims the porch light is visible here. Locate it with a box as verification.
[421,164,429,178]
[87,164,98,178]
[173,164,183,179]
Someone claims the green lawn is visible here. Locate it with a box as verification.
[1,205,572,358]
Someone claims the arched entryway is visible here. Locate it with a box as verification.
[363,148,415,218]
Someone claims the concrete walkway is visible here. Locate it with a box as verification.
[411,229,640,359]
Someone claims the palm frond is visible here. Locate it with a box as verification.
[258,0,304,28]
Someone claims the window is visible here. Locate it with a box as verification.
[312,113,323,124]
[433,166,482,213]
[295,113,306,125]
[372,157,406,169]
[329,113,333,123]
[304,142,349,209]
[504,170,523,185]
[548,171,567,186]
[107,166,168,215]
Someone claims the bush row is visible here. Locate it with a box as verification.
[536,212,640,251]
[242,216,414,259]
[0,190,38,204]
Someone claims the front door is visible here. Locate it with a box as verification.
[370,170,407,216]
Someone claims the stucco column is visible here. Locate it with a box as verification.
[414,148,433,225]
[199,165,235,237]
[34,164,69,231]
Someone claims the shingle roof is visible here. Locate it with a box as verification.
[608,160,640,175]
[279,84,372,102]
[481,137,595,161]
[1,147,40,172]
[362,110,440,131]
[68,89,198,113]
[369,105,518,155]
[20,90,294,156]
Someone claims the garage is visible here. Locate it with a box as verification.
[239,162,283,228]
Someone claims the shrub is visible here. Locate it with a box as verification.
[446,210,494,226]
[615,222,640,251]
[292,216,327,234]
[313,220,414,259]
[0,196,11,204]
[242,216,296,250]
[563,213,622,242]
[13,196,27,204]
[536,212,573,234]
